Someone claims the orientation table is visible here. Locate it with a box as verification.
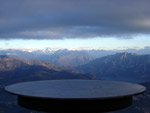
[5,80,146,113]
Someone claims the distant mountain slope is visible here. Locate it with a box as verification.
[0,55,28,71]
[0,55,75,72]
[48,49,95,67]
[0,65,95,86]
[2,47,150,67]
[76,52,150,82]
[0,49,95,67]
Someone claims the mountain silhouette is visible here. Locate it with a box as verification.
[47,50,94,67]
[76,52,150,82]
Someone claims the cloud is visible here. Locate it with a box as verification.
[0,0,150,39]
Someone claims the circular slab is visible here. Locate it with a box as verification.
[5,80,146,112]
[5,80,145,99]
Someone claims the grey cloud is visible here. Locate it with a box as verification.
[0,0,150,39]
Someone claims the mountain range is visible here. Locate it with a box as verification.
[1,46,150,67]
[0,55,74,72]
[76,52,150,83]
[0,55,95,81]
[47,49,94,67]
[0,49,95,67]
[0,53,150,113]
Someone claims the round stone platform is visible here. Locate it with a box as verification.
[5,80,146,112]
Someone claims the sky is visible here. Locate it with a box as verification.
[0,35,150,50]
[0,0,150,50]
